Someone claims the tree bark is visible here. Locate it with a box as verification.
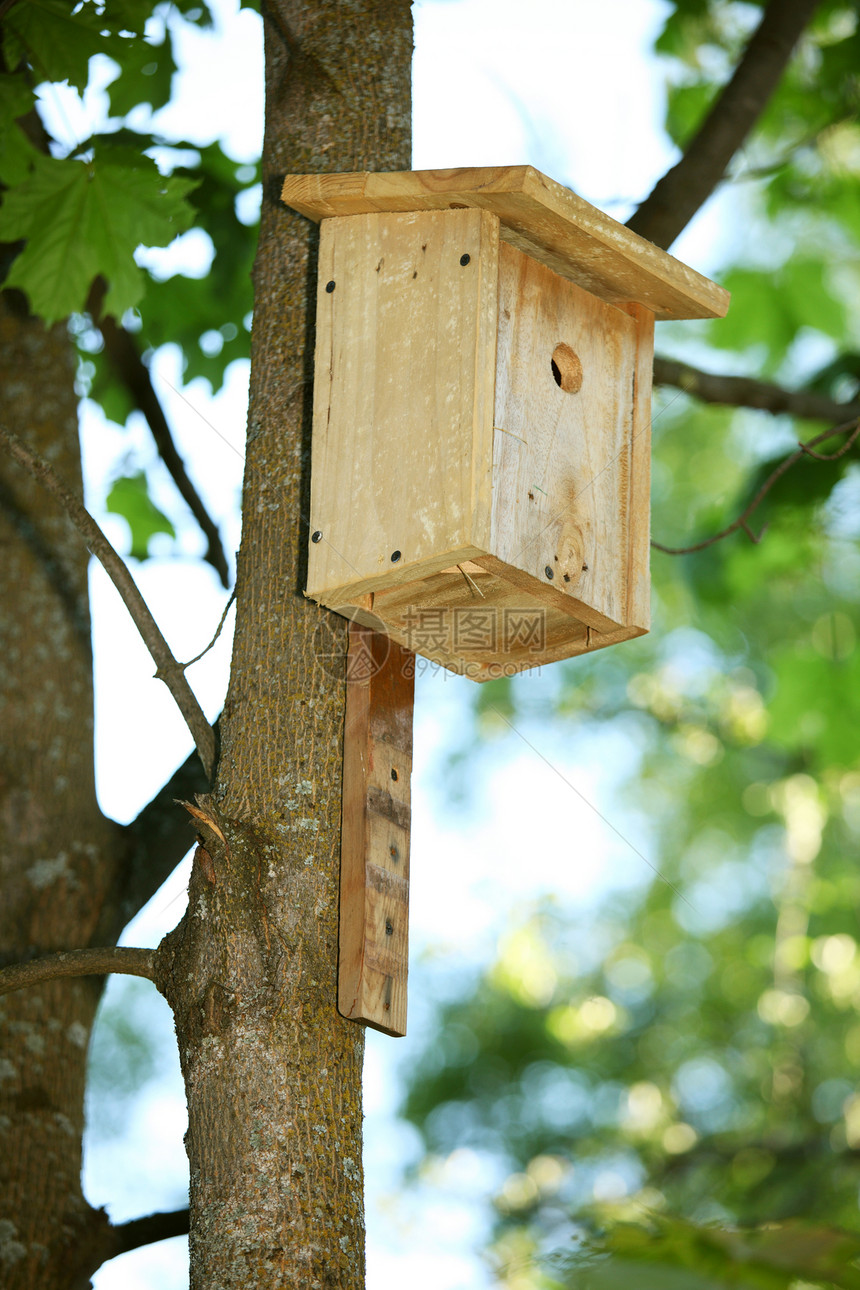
[153,3,412,1287]
[0,293,119,1289]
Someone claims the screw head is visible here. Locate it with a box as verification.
[459,253,471,266]
[325,280,336,293]
[311,530,322,543]
[545,565,554,579]
[391,550,401,563]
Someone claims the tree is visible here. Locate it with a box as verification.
[1,1,857,1289]
[1,1,409,1286]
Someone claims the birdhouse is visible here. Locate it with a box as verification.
[280,168,728,1038]
[281,167,728,680]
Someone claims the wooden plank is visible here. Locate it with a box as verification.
[282,166,730,321]
[307,208,498,605]
[337,574,645,681]
[620,303,654,632]
[339,623,414,1036]
[490,241,638,633]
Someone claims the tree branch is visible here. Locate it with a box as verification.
[0,422,217,779]
[113,739,214,933]
[652,417,860,555]
[0,947,156,997]
[105,1209,189,1259]
[653,356,860,425]
[627,0,821,249]
[87,279,230,589]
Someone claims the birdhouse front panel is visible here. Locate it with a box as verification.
[306,207,498,606]
[283,167,729,678]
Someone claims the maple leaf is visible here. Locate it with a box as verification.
[0,154,197,322]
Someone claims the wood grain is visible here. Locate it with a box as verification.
[282,165,730,320]
[307,208,498,604]
[620,302,655,632]
[489,241,638,632]
[297,182,671,678]
[339,622,414,1036]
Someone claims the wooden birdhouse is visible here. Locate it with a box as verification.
[281,166,729,681]
[280,167,728,1039]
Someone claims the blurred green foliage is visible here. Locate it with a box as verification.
[401,2,860,1286]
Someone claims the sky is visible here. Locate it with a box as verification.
[33,1,737,1286]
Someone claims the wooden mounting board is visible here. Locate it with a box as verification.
[339,623,414,1036]
[281,166,729,321]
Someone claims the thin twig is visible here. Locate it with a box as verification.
[0,422,217,778]
[652,418,860,555]
[181,587,236,668]
[628,0,821,249]
[0,947,156,997]
[653,356,860,426]
[87,279,231,588]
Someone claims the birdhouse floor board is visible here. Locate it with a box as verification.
[338,623,413,1037]
[337,569,646,681]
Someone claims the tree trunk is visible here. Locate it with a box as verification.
[0,294,118,1289]
[153,3,412,1286]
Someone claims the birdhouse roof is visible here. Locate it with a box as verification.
[281,166,729,322]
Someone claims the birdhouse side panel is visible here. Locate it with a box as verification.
[306,209,499,605]
[489,242,638,632]
[619,301,654,633]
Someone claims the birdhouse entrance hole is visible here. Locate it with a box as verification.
[551,342,583,393]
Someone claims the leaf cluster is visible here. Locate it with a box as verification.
[0,0,259,556]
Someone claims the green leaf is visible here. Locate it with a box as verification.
[0,154,198,323]
[665,81,715,149]
[2,0,108,93]
[768,643,860,766]
[0,71,34,121]
[105,471,175,560]
[98,0,160,37]
[105,29,178,116]
[709,261,847,364]
[590,1216,860,1290]
[0,74,40,184]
